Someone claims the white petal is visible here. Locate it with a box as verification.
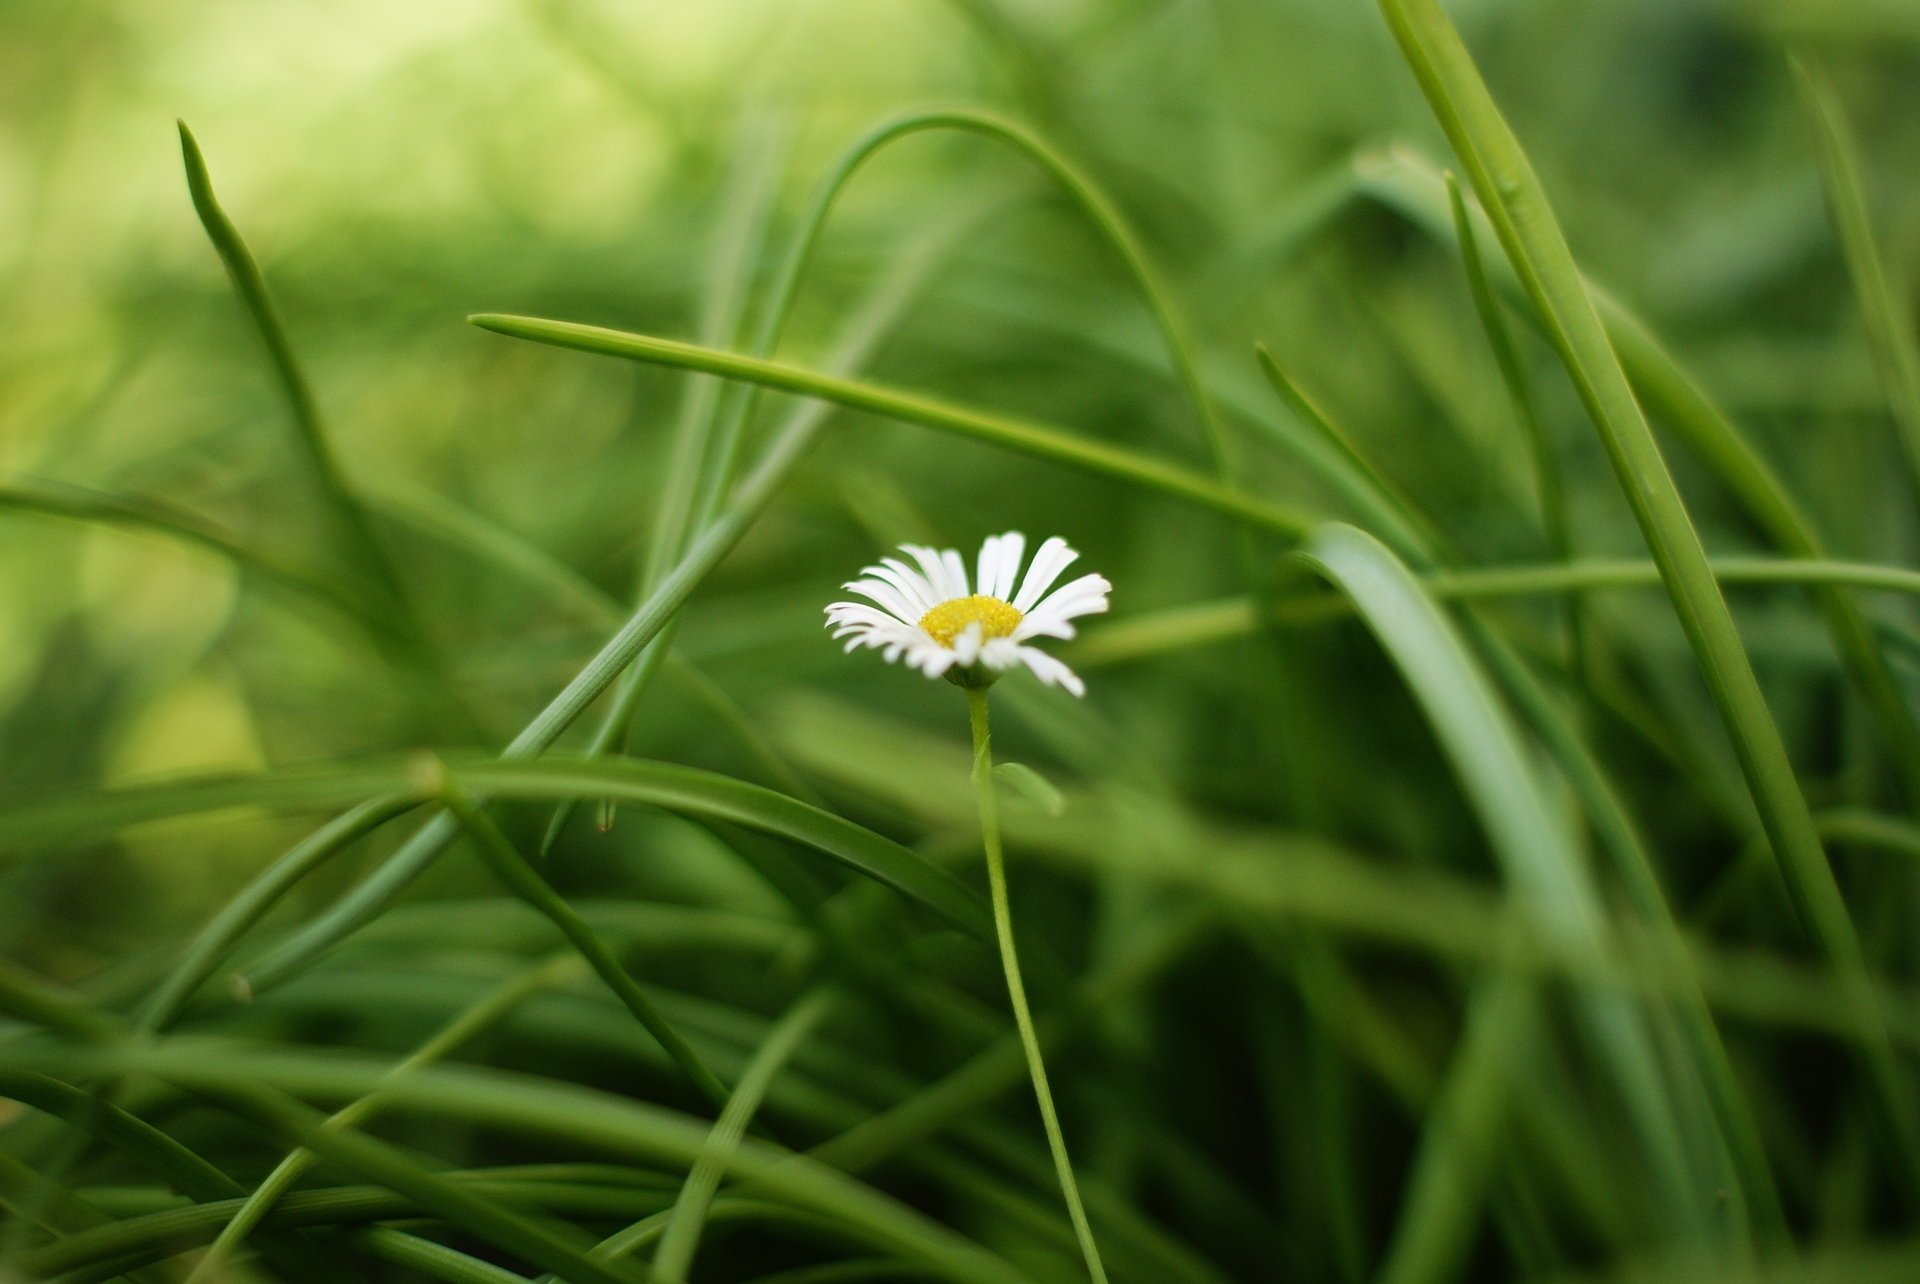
[1014,572,1111,641]
[1014,645,1086,697]
[824,602,903,631]
[842,578,923,626]
[1012,536,1079,612]
[980,637,1022,671]
[901,545,956,600]
[863,558,937,614]
[911,644,957,677]
[941,548,970,598]
[975,534,1004,604]
[985,531,1025,600]
[952,621,983,666]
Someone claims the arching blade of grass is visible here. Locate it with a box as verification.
[1299,523,1713,1243]
[1792,55,1920,503]
[468,314,1314,538]
[177,122,464,736]
[1075,555,1920,667]
[1373,0,1920,1194]
[1372,971,1534,1284]
[549,119,791,851]
[0,480,467,731]
[435,774,731,1110]
[645,987,838,1281]
[0,480,372,630]
[187,955,578,1282]
[0,755,991,941]
[794,109,1233,472]
[0,1041,1041,1284]
[1354,145,1920,806]
[1445,173,1589,683]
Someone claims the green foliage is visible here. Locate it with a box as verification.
[5,1,1920,1280]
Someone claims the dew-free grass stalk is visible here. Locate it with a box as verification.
[435,770,731,1111]
[469,314,1311,539]
[649,987,837,1281]
[1353,144,1920,809]
[964,686,1109,1284]
[1793,55,1920,504]
[177,121,467,739]
[1377,0,1920,1195]
[186,954,578,1282]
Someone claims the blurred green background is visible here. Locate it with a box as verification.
[7,0,1920,1280]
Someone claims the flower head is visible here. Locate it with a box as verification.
[824,533,1110,696]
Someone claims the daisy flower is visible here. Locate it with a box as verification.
[824,532,1110,696]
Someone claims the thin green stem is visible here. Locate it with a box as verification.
[433,768,733,1112]
[963,686,1109,1284]
[469,314,1311,539]
[187,954,578,1282]
[177,121,467,738]
[1075,554,1920,668]
[1793,55,1920,504]
[649,986,838,1281]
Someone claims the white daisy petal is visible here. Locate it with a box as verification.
[941,548,970,598]
[980,637,1022,671]
[975,534,1005,604]
[841,578,923,626]
[863,559,937,614]
[990,532,1027,600]
[1012,536,1079,612]
[1013,645,1086,697]
[1014,572,1111,641]
[953,621,983,666]
[901,545,955,600]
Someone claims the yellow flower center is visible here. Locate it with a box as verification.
[919,595,1022,649]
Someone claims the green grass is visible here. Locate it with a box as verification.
[5,1,1920,1280]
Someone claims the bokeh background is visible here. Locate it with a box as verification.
[6,0,1920,1280]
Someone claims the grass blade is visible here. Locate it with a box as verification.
[0,755,991,940]
[1792,55,1920,502]
[1373,0,1920,1193]
[469,313,1313,538]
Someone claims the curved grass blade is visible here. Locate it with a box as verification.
[177,122,411,623]
[187,955,576,1282]
[0,480,373,632]
[1372,0,1920,1193]
[1355,144,1920,807]
[435,774,731,1110]
[1298,523,1713,1240]
[649,987,838,1281]
[468,313,1313,538]
[0,1041,1042,1284]
[0,756,990,941]
[1076,555,1920,667]
[1792,55,1920,502]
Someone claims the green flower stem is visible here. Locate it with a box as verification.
[964,686,1109,1284]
